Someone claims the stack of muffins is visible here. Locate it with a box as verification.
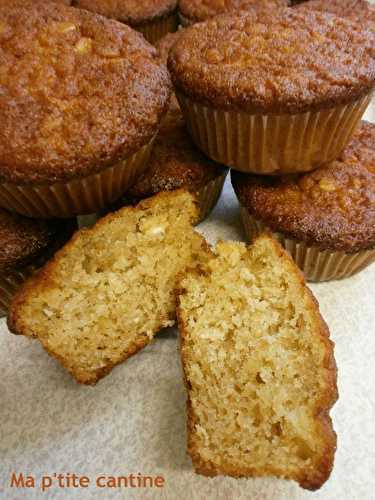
[0,0,373,315]
[0,0,230,314]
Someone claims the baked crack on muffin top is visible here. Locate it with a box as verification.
[232,121,375,253]
[73,0,178,26]
[179,0,289,24]
[0,2,171,185]
[168,9,375,114]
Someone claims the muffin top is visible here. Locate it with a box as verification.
[296,0,375,25]
[168,9,375,114]
[74,0,178,25]
[127,109,227,199]
[179,0,289,24]
[0,3,171,185]
[232,121,375,253]
[0,209,75,272]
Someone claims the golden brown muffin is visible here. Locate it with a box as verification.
[0,2,171,218]
[177,235,337,490]
[0,210,76,314]
[8,191,211,385]
[296,0,375,25]
[232,121,375,281]
[168,9,374,174]
[73,0,178,43]
[178,0,289,25]
[117,110,228,222]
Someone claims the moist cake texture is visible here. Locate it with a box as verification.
[8,191,210,384]
[177,235,337,490]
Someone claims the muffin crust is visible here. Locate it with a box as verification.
[168,9,375,114]
[0,3,171,185]
[296,0,375,25]
[232,121,375,253]
[179,0,289,23]
[73,0,177,25]
[0,209,75,272]
[127,110,227,200]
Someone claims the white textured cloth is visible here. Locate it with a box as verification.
[0,107,374,500]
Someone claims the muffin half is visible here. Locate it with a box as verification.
[74,0,178,43]
[168,9,375,174]
[232,121,375,282]
[0,2,171,218]
[178,0,289,26]
[0,210,76,315]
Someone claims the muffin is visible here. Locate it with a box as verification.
[8,191,210,384]
[296,0,375,24]
[113,110,228,223]
[74,0,178,43]
[0,2,171,218]
[232,121,375,282]
[177,235,337,490]
[178,0,289,26]
[0,209,76,315]
[168,9,375,175]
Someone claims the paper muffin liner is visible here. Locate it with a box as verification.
[195,169,228,223]
[176,92,372,174]
[240,206,375,282]
[137,12,179,44]
[0,140,154,219]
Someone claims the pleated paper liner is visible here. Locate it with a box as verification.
[137,12,179,44]
[240,206,375,282]
[176,91,372,174]
[78,170,228,229]
[0,140,154,219]
[195,169,228,223]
